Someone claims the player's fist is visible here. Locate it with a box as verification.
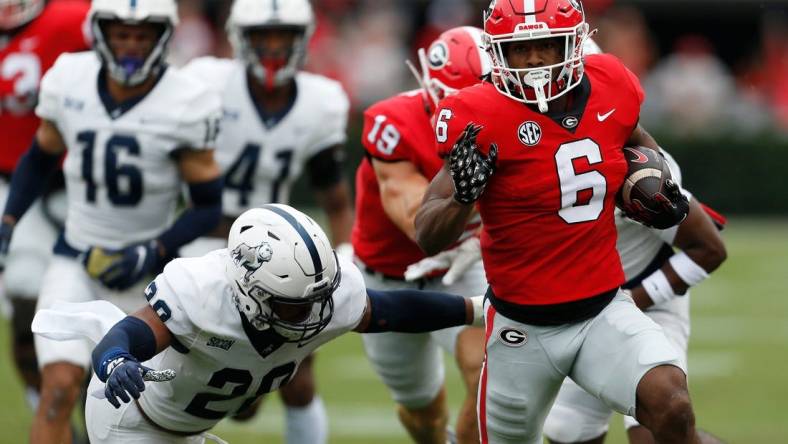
[85,241,161,290]
[449,123,498,205]
[0,222,12,273]
[103,356,151,408]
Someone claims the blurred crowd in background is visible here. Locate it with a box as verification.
[169,0,788,136]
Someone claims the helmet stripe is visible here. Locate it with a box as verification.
[524,0,536,24]
[262,205,323,283]
[130,0,137,9]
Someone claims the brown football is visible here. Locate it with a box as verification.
[615,146,673,214]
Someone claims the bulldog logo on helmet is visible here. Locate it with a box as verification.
[231,242,274,283]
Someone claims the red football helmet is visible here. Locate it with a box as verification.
[484,0,590,112]
[0,0,44,30]
[407,26,492,110]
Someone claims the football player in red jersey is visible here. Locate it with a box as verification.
[415,1,698,443]
[0,0,90,411]
[352,26,490,444]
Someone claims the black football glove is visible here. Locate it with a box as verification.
[624,179,689,230]
[102,356,151,408]
[84,241,161,291]
[449,123,498,205]
[0,222,12,273]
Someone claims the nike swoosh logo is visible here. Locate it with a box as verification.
[623,147,649,164]
[597,109,616,121]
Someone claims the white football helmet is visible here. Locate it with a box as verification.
[227,0,315,89]
[226,204,339,343]
[0,0,44,30]
[89,0,178,87]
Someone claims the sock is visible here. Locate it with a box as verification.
[285,396,328,444]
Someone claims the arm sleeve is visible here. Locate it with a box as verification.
[157,177,223,255]
[91,316,157,381]
[364,288,468,333]
[306,146,344,189]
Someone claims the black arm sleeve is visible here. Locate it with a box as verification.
[306,146,344,189]
[3,141,61,220]
[363,288,468,333]
[91,316,158,381]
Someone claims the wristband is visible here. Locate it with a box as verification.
[668,251,709,287]
[641,269,677,306]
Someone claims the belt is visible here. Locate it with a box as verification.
[135,399,212,437]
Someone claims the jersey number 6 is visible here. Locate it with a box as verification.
[555,139,607,224]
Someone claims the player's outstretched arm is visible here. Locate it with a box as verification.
[91,305,173,408]
[629,198,727,310]
[0,120,67,270]
[353,288,483,333]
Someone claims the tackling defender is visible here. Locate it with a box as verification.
[0,0,90,409]
[1,0,223,441]
[415,1,700,443]
[352,26,490,444]
[179,0,354,442]
[42,204,483,443]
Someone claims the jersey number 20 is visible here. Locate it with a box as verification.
[185,362,296,420]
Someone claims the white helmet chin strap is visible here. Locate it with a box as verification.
[524,70,551,113]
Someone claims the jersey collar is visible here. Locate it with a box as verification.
[246,77,299,130]
[97,66,168,120]
[240,313,287,359]
[530,75,591,134]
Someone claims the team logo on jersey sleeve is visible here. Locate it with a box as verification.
[499,327,527,347]
[231,241,274,283]
[517,121,542,146]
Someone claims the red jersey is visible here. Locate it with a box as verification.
[0,0,90,173]
[435,54,643,306]
[352,90,445,276]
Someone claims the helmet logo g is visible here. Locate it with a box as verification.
[428,41,449,69]
[231,241,274,283]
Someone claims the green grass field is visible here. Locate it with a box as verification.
[0,218,786,443]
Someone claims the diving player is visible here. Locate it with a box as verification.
[179,1,354,441]
[65,204,482,443]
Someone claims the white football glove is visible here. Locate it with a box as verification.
[405,237,481,286]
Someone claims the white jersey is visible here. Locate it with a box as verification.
[182,57,349,216]
[616,149,688,281]
[36,52,222,250]
[138,250,366,433]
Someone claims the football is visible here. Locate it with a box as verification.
[616,145,687,229]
